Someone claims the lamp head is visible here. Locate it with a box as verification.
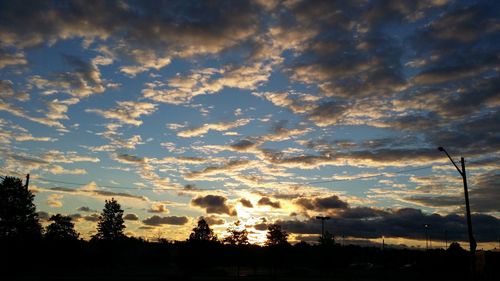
[438,147,444,152]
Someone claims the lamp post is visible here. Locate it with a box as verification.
[438,147,476,254]
[316,216,330,241]
[424,224,429,250]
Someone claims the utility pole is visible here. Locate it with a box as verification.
[316,216,330,241]
[424,224,429,250]
[25,173,30,189]
[445,230,448,249]
[438,147,476,254]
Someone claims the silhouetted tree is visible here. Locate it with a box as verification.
[0,176,42,240]
[448,241,465,252]
[265,224,289,246]
[92,198,126,241]
[223,220,249,245]
[45,214,79,241]
[188,218,217,242]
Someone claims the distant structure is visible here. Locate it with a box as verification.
[316,216,330,241]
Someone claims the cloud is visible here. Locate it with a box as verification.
[148,203,169,213]
[37,211,50,221]
[77,206,95,212]
[28,55,105,98]
[0,49,27,69]
[191,194,237,216]
[202,215,226,226]
[83,214,100,222]
[142,215,189,226]
[142,62,272,104]
[294,195,349,211]
[46,194,63,207]
[124,213,139,221]
[186,159,252,180]
[257,197,281,208]
[403,171,500,213]
[277,208,500,242]
[239,198,254,208]
[0,80,29,101]
[14,134,57,142]
[47,184,148,202]
[86,101,157,126]
[47,165,87,175]
[0,98,77,130]
[0,1,261,65]
[177,119,251,138]
[112,153,145,164]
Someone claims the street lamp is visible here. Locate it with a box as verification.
[437,147,476,253]
[316,216,330,241]
[424,224,429,250]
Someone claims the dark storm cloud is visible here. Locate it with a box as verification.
[257,197,281,208]
[191,194,237,216]
[278,208,500,242]
[142,215,189,226]
[294,195,349,211]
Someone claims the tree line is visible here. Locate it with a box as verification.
[0,176,290,245]
[2,175,499,280]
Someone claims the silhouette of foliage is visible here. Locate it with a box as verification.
[92,198,126,241]
[188,218,218,242]
[265,224,289,246]
[447,241,465,252]
[0,176,41,240]
[45,214,79,241]
[223,220,249,245]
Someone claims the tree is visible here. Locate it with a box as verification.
[92,198,126,241]
[223,220,249,246]
[188,218,217,242]
[45,214,79,241]
[448,241,465,252]
[265,224,289,246]
[0,176,42,240]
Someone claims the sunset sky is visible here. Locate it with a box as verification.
[0,0,499,248]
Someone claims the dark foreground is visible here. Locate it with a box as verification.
[1,240,498,281]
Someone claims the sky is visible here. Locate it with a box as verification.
[0,0,499,248]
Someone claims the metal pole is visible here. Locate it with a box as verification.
[445,230,448,249]
[321,220,325,240]
[438,148,476,254]
[316,216,330,242]
[25,173,30,189]
[425,225,428,250]
[461,157,476,254]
